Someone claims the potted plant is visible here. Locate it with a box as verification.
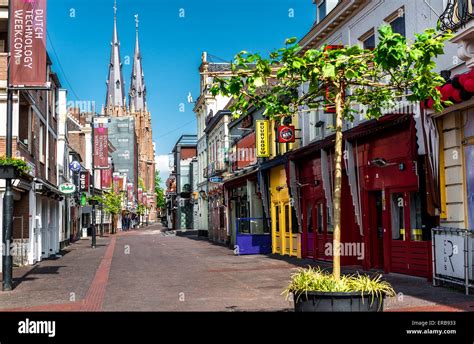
[0,156,31,179]
[283,267,395,312]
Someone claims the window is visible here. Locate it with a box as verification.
[327,205,334,233]
[306,203,313,233]
[410,192,423,241]
[275,204,280,232]
[391,193,405,240]
[317,203,323,234]
[388,10,406,37]
[39,124,45,164]
[285,205,290,233]
[363,33,375,50]
[318,0,327,23]
[19,103,30,147]
[291,207,299,234]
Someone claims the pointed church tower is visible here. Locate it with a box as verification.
[129,14,146,113]
[105,0,126,116]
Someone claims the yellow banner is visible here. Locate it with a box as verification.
[256,120,270,158]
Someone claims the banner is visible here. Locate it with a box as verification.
[256,120,270,158]
[138,188,143,204]
[113,173,120,193]
[101,169,112,189]
[127,183,133,203]
[94,124,108,169]
[9,0,48,87]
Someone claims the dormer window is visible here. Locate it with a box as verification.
[318,0,327,23]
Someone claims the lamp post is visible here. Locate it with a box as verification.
[2,0,13,291]
[90,115,96,249]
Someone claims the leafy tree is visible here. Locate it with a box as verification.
[155,171,166,211]
[90,191,123,234]
[210,25,452,280]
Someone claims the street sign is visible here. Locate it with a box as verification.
[59,183,76,194]
[69,161,81,173]
[209,177,223,183]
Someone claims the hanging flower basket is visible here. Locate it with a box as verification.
[0,165,20,179]
[0,157,31,179]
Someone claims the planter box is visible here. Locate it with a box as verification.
[0,165,20,179]
[294,291,385,312]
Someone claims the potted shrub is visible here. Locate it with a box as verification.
[0,156,31,179]
[283,267,395,312]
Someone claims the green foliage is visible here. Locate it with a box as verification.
[91,191,123,216]
[211,25,452,119]
[138,177,146,192]
[136,202,146,216]
[155,172,166,210]
[283,267,396,309]
[0,156,31,174]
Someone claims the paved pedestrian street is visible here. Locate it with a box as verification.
[0,224,473,312]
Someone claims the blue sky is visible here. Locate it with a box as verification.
[47,0,315,176]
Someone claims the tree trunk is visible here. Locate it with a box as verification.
[332,88,344,281]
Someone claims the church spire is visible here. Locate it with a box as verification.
[129,14,146,113]
[105,0,126,113]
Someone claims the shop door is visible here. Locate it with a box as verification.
[389,191,430,277]
[303,200,315,258]
[368,191,384,268]
[271,201,299,257]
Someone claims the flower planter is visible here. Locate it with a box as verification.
[293,291,385,312]
[0,165,20,179]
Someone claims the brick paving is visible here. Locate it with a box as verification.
[0,223,473,311]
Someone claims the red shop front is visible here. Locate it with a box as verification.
[290,113,436,279]
[351,114,436,278]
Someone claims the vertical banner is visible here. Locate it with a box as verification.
[79,171,90,192]
[94,123,109,169]
[113,173,120,193]
[127,183,133,203]
[10,0,48,87]
[101,169,112,189]
[138,188,143,204]
[256,120,270,158]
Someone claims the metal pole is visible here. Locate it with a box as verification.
[91,117,96,248]
[100,202,104,237]
[2,0,13,291]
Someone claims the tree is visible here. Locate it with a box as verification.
[155,171,166,212]
[90,191,123,234]
[210,26,452,280]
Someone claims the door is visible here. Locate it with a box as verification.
[368,191,384,268]
[389,191,430,277]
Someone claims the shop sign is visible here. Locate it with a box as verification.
[59,183,76,194]
[256,120,270,158]
[278,125,295,143]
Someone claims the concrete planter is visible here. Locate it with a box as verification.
[293,291,385,312]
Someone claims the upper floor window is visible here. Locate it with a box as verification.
[361,29,376,50]
[387,8,406,37]
[318,0,327,23]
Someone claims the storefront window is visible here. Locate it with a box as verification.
[410,192,423,241]
[391,193,405,240]
[317,203,323,234]
[285,205,290,233]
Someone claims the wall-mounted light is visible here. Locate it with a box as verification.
[315,120,325,128]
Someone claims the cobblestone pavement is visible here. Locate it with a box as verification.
[0,223,473,311]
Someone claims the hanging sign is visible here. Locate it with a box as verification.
[94,124,109,169]
[9,0,48,87]
[79,171,89,192]
[256,120,270,158]
[278,125,295,143]
[59,183,76,195]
